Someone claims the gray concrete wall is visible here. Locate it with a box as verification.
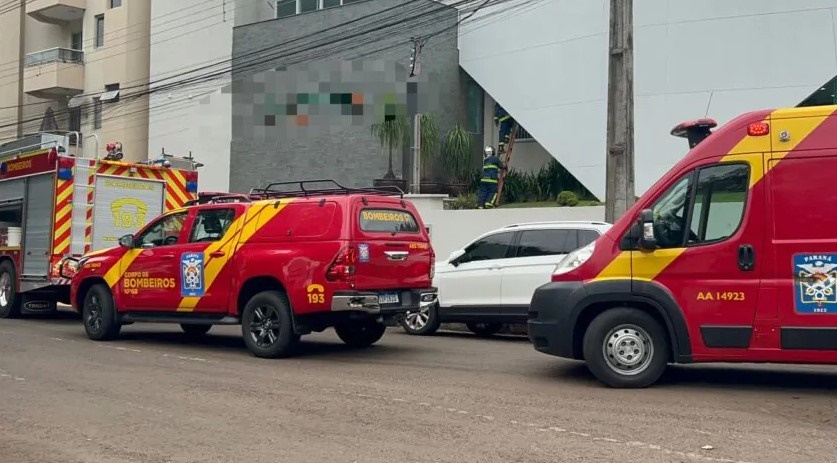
[230,0,466,193]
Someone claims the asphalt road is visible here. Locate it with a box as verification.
[0,311,835,463]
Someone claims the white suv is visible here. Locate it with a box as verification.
[400,221,611,336]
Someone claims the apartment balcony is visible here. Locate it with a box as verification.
[26,0,85,24]
[23,48,85,99]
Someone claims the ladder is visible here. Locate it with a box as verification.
[493,122,519,207]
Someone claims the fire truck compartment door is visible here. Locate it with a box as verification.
[0,178,24,200]
[22,174,54,277]
[91,175,165,252]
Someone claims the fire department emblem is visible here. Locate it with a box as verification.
[180,252,205,297]
[358,243,370,263]
[793,253,837,314]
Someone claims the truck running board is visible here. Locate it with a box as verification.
[117,313,240,325]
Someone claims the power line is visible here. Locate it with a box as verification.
[0,0,529,136]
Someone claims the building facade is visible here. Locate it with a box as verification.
[229,0,468,193]
[459,0,837,199]
[0,0,151,161]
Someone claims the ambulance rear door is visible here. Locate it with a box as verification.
[90,174,165,252]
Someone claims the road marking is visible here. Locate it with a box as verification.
[0,368,24,382]
[331,387,753,463]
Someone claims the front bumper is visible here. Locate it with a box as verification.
[331,287,438,316]
[527,281,584,359]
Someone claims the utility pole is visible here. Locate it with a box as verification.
[407,36,424,194]
[604,0,635,223]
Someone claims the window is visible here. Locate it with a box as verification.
[71,32,82,51]
[516,126,534,141]
[299,0,318,12]
[95,15,104,47]
[322,0,341,7]
[276,0,297,17]
[515,229,579,258]
[109,0,122,7]
[190,209,236,243]
[578,229,601,248]
[466,79,484,133]
[101,83,120,102]
[68,107,81,132]
[93,98,102,129]
[648,163,749,249]
[687,164,749,244]
[798,75,837,107]
[359,209,419,234]
[137,212,188,248]
[461,232,514,263]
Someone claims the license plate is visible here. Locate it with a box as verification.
[378,292,400,305]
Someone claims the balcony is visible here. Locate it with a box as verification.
[26,0,85,24]
[23,48,85,99]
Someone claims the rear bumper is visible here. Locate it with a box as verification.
[527,281,584,359]
[331,287,438,316]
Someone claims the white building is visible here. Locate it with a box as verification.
[460,0,837,199]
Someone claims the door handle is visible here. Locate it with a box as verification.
[738,244,754,271]
[160,254,175,260]
[210,251,225,258]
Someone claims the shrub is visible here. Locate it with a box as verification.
[447,192,478,210]
[556,190,579,207]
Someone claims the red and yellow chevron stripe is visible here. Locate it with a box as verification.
[52,175,74,256]
[95,161,196,211]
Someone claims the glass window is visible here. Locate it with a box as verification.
[359,209,419,234]
[109,0,121,8]
[516,229,578,257]
[137,212,188,248]
[95,15,104,47]
[299,0,318,12]
[276,0,296,17]
[461,232,513,263]
[649,174,693,249]
[467,79,484,133]
[578,229,601,247]
[322,0,341,7]
[687,164,749,245]
[71,32,82,51]
[190,209,236,243]
[93,98,102,129]
[798,75,837,107]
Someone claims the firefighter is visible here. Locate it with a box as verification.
[494,103,514,152]
[477,146,505,209]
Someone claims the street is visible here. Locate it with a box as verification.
[0,312,835,463]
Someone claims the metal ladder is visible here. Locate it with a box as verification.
[493,122,519,207]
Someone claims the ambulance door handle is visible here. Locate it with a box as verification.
[210,251,225,258]
[738,244,754,271]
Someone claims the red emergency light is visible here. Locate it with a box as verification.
[670,118,718,149]
[747,121,770,137]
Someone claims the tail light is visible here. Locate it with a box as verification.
[429,247,435,280]
[326,246,357,282]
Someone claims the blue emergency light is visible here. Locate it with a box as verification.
[0,162,6,175]
[186,180,198,193]
[57,167,73,180]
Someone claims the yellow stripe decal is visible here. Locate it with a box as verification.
[593,249,685,282]
[103,250,143,288]
[176,200,294,311]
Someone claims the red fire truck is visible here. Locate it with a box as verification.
[0,133,199,318]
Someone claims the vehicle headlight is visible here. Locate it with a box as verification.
[553,241,596,276]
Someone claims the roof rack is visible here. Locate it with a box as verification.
[249,179,404,199]
[183,193,253,207]
[503,220,610,228]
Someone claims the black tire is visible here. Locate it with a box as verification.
[335,320,386,347]
[181,324,212,336]
[399,303,441,336]
[0,260,20,319]
[582,308,669,388]
[82,284,121,341]
[241,291,299,359]
[466,322,503,337]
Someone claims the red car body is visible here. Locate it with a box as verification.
[528,104,837,387]
[69,182,437,357]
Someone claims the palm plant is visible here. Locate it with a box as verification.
[371,116,408,179]
[442,123,472,183]
[417,113,439,180]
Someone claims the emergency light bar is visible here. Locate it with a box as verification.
[670,118,717,149]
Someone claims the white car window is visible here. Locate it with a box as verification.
[459,232,514,263]
[515,229,579,258]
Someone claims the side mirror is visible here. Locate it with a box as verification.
[118,234,135,248]
[637,209,657,251]
[448,249,466,267]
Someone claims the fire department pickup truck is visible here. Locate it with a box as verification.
[67,180,438,358]
[528,104,837,388]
